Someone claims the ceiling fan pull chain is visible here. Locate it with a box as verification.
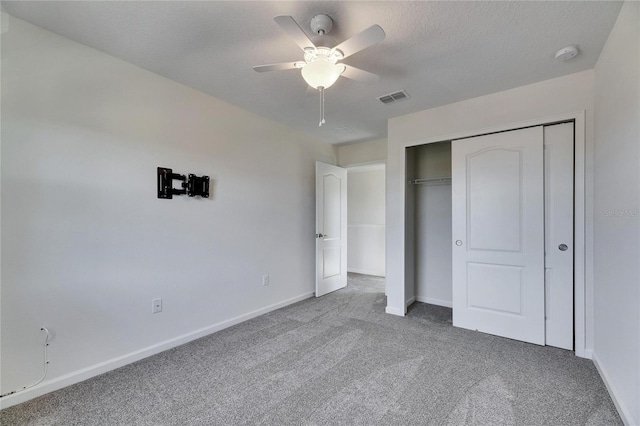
[319,86,326,127]
[321,87,325,124]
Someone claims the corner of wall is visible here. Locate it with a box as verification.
[337,138,388,167]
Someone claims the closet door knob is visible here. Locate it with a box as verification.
[455,240,463,246]
[558,244,568,251]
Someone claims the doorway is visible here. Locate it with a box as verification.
[346,164,386,278]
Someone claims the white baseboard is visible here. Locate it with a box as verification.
[0,291,314,410]
[578,348,593,360]
[347,268,385,277]
[415,296,453,308]
[592,352,636,426]
[405,296,416,306]
[385,306,405,316]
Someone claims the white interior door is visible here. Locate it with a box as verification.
[544,123,574,350]
[452,126,545,345]
[316,162,347,297]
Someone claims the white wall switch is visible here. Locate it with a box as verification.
[262,274,269,286]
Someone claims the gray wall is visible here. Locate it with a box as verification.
[347,166,386,276]
[1,16,336,406]
[593,2,640,424]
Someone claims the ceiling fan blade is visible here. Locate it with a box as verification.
[253,62,300,73]
[341,65,379,83]
[274,15,316,51]
[334,25,385,59]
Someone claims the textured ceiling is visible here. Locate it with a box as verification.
[1,1,623,144]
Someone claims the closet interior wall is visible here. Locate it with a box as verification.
[408,142,453,308]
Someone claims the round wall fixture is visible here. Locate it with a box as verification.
[555,45,579,61]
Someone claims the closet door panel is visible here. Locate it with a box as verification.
[544,123,574,350]
[452,126,544,345]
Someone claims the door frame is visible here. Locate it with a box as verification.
[388,110,589,358]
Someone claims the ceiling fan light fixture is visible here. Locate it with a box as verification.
[301,59,344,89]
[303,47,342,64]
[254,15,385,126]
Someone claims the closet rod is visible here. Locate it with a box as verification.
[409,177,452,185]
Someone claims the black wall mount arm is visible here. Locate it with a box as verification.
[158,167,209,199]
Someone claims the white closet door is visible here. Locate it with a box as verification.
[544,123,574,350]
[452,126,545,345]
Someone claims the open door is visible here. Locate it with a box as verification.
[315,162,347,297]
[452,126,545,345]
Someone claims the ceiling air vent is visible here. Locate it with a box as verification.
[331,126,357,136]
[378,90,409,105]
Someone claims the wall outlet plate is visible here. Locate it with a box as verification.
[152,298,162,313]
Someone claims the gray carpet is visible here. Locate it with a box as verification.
[1,273,622,425]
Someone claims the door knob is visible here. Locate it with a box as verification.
[558,244,568,251]
[455,240,463,246]
[316,233,325,238]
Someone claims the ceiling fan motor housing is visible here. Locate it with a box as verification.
[310,14,333,35]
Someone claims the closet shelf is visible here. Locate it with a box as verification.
[409,177,452,186]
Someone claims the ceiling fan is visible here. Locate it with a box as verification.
[253,14,385,126]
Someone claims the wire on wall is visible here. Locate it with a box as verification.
[0,327,51,398]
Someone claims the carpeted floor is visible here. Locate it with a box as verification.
[1,273,622,425]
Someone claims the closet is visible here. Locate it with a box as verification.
[407,142,453,309]
[406,123,574,350]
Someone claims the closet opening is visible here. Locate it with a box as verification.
[404,122,575,351]
[406,142,453,310]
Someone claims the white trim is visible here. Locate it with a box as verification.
[347,268,385,277]
[394,110,588,358]
[348,224,385,228]
[402,112,581,149]
[385,306,405,316]
[416,296,453,308]
[342,159,387,169]
[347,163,385,173]
[573,111,588,358]
[405,296,416,307]
[0,291,314,410]
[592,353,635,425]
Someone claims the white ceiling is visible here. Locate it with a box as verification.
[1,1,622,145]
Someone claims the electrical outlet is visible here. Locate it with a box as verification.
[262,274,269,287]
[152,298,162,313]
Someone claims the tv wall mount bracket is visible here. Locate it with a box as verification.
[157,167,210,199]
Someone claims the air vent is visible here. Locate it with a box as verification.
[378,90,409,105]
[331,126,357,136]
